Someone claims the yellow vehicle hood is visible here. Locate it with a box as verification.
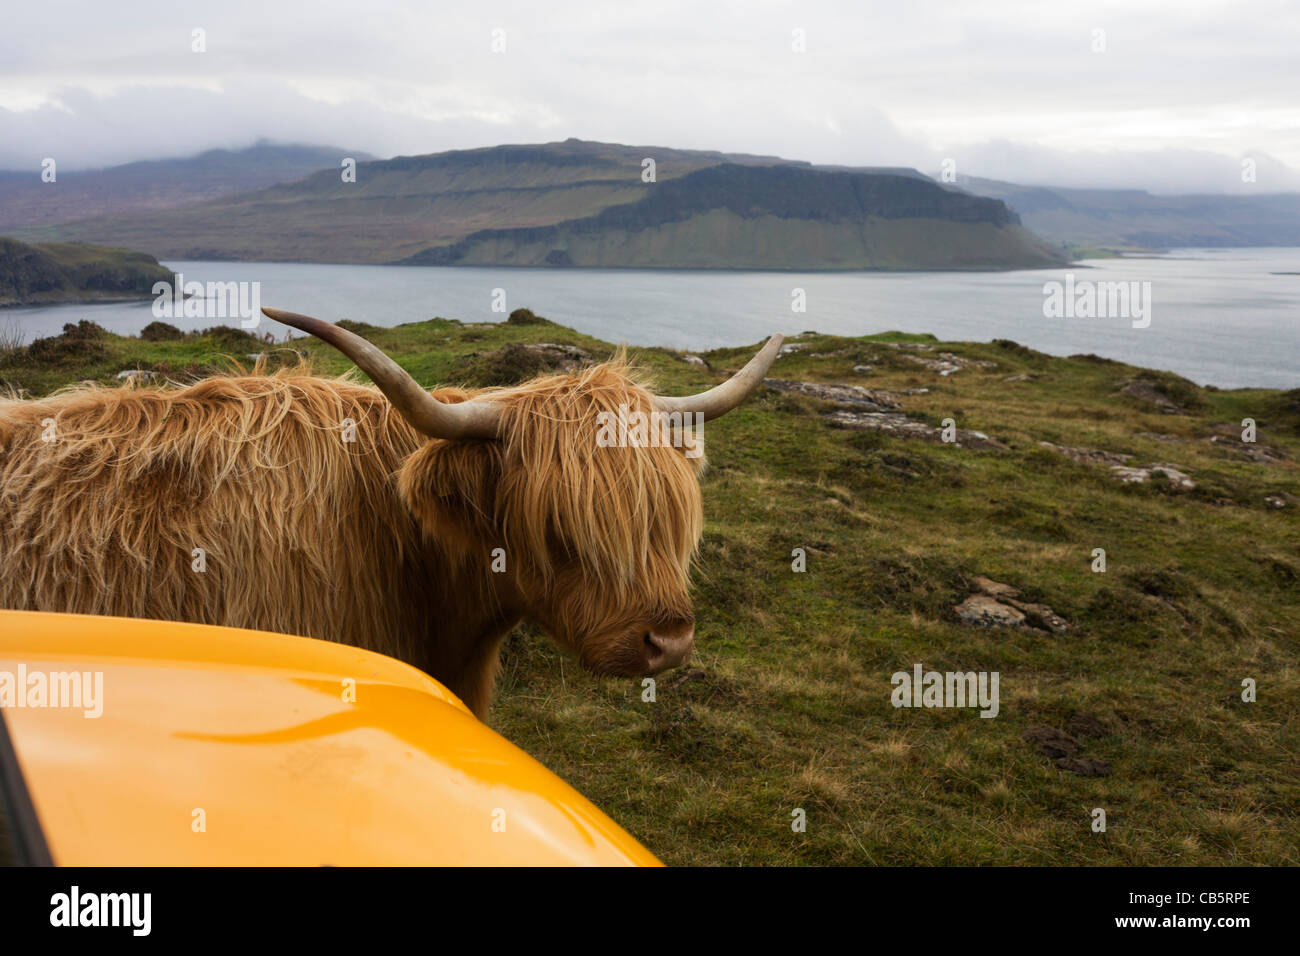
[0,610,659,866]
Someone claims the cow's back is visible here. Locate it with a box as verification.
[0,374,432,659]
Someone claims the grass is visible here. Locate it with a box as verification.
[3,314,1298,866]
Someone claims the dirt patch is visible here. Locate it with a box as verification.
[1067,712,1110,739]
[1023,725,1113,776]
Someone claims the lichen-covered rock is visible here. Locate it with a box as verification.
[827,410,1007,450]
[1040,441,1134,467]
[954,593,1026,628]
[1111,463,1196,490]
[764,379,900,411]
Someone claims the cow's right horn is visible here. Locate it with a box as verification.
[262,308,502,440]
[653,333,783,421]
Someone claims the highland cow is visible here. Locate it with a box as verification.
[0,309,780,716]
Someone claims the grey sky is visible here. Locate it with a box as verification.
[2,0,1298,192]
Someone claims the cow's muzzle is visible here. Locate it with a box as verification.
[642,622,695,673]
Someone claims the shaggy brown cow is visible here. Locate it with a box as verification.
[0,309,780,716]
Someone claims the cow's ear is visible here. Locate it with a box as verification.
[397,439,503,546]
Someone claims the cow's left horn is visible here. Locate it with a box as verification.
[654,334,783,421]
[262,308,502,440]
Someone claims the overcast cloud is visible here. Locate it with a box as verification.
[2,0,1298,193]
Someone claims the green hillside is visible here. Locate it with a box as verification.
[0,238,172,307]
[402,163,1062,270]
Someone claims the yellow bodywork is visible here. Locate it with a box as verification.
[0,610,660,866]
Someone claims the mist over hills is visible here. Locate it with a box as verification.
[0,141,373,235]
[951,175,1300,251]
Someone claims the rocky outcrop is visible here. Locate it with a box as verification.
[827,410,1006,450]
[1039,441,1133,467]
[764,379,901,411]
[1110,463,1196,490]
[1119,380,1184,414]
[953,577,1070,634]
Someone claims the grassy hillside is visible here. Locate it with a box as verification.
[1,313,1296,865]
[17,140,1064,270]
[0,238,172,307]
[402,164,1062,270]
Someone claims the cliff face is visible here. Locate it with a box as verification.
[401,163,1058,271]
[0,239,172,306]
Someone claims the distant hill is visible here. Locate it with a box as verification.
[14,139,1062,270]
[950,175,1300,251]
[401,162,1063,270]
[0,141,371,234]
[0,238,172,307]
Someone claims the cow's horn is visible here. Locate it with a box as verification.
[262,308,502,440]
[654,334,783,421]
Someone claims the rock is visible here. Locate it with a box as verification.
[1111,463,1196,490]
[1136,431,1182,442]
[1148,464,1196,490]
[764,379,900,411]
[1040,441,1133,467]
[902,351,997,376]
[1119,380,1183,414]
[965,578,1070,633]
[1265,494,1288,509]
[954,594,1026,628]
[852,365,874,375]
[1206,435,1285,464]
[1013,601,1071,634]
[973,576,1020,599]
[778,343,808,356]
[115,369,159,383]
[827,410,1007,450]
[1111,466,1150,484]
[681,354,708,368]
[1002,373,1036,382]
[1022,726,1080,760]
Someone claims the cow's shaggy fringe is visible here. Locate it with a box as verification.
[0,357,704,715]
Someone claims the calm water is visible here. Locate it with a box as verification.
[5,249,1298,389]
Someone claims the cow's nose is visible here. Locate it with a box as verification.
[643,622,694,673]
